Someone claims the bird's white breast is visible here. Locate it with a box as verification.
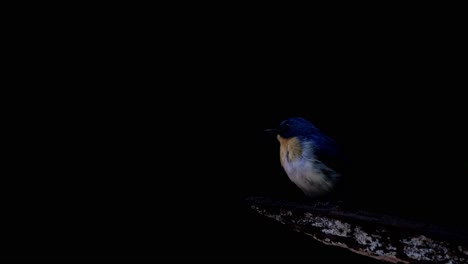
[278,135,335,197]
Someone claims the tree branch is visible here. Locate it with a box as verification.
[246,196,468,263]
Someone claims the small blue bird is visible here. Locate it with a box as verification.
[266,117,346,199]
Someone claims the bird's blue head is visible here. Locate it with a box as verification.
[267,117,319,139]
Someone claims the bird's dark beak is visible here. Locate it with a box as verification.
[264,128,278,133]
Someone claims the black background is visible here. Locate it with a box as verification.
[3,7,467,262]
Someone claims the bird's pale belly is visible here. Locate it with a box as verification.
[278,135,336,197]
[282,157,333,197]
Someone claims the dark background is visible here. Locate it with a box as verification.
[3,8,467,262]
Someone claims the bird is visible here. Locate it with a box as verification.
[265,117,347,201]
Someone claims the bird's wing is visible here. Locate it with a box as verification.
[306,134,348,177]
[308,134,351,200]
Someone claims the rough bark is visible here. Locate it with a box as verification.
[246,196,468,263]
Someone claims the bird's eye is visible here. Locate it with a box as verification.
[279,121,289,133]
[280,120,289,127]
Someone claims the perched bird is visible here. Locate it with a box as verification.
[266,117,347,200]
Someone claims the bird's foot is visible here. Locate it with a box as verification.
[313,200,344,209]
[313,201,331,208]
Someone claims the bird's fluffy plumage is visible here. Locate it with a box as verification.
[273,117,345,198]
